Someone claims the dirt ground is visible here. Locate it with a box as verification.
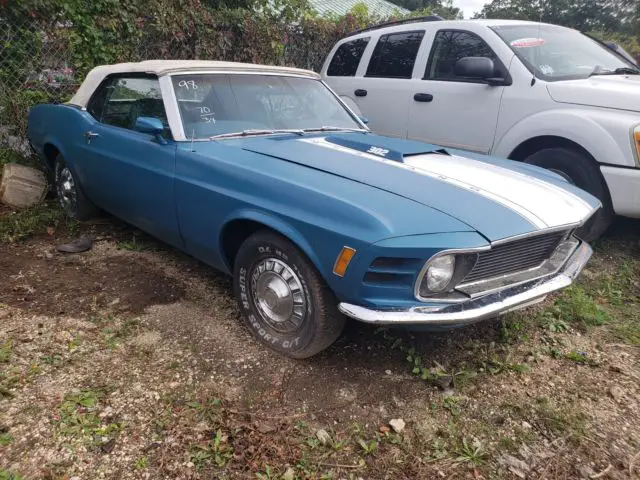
[1,214,639,479]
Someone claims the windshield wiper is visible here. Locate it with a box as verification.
[210,128,305,140]
[302,126,369,133]
[590,66,640,77]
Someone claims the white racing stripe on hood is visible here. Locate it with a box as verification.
[300,137,596,229]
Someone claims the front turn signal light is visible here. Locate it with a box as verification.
[333,246,356,277]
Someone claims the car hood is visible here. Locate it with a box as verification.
[547,75,640,112]
[227,133,600,242]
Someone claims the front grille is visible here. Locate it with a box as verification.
[461,231,566,284]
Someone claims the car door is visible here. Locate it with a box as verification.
[348,30,425,138]
[77,74,182,247]
[407,29,509,153]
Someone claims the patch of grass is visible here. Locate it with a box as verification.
[611,318,640,345]
[0,469,24,480]
[0,202,75,243]
[533,397,587,437]
[357,438,378,455]
[0,432,14,446]
[134,456,148,470]
[548,286,611,328]
[0,341,11,363]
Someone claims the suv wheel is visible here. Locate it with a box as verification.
[524,147,613,241]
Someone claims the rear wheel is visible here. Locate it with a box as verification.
[54,154,99,221]
[523,147,612,241]
[233,231,345,358]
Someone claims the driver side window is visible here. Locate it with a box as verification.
[425,30,501,82]
[87,75,169,134]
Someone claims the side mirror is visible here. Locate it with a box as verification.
[454,57,495,79]
[358,115,369,125]
[134,116,167,144]
[454,57,510,86]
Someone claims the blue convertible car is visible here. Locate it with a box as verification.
[28,60,600,358]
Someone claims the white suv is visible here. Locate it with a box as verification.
[321,17,640,239]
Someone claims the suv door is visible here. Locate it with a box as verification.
[79,74,182,247]
[407,29,509,153]
[346,30,425,138]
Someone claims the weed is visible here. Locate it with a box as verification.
[255,464,274,479]
[0,433,13,446]
[455,438,486,465]
[540,311,569,333]
[188,429,233,469]
[482,355,529,375]
[117,236,154,252]
[0,341,11,363]
[0,469,24,480]
[500,315,529,343]
[443,396,462,417]
[134,456,148,470]
[533,397,587,436]
[41,354,63,366]
[357,438,378,455]
[565,350,592,365]
[167,360,180,369]
[551,286,610,327]
[56,389,120,446]
[0,202,71,243]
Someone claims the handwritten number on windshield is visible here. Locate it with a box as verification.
[178,80,197,90]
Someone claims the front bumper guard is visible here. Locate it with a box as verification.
[338,241,592,325]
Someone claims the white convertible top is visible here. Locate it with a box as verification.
[70,60,319,107]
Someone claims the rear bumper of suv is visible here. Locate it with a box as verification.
[338,241,591,325]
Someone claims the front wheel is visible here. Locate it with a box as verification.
[523,147,613,241]
[233,231,345,358]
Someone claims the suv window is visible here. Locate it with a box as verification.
[327,37,370,76]
[89,75,168,131]
[366,31,425,79]
[425,30,501,81]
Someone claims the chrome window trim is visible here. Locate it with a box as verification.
[414,246,489,302]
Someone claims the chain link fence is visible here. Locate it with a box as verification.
[0,13,347,159]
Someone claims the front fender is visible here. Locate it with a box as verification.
[493,108,634,167]
[219,209,325,275]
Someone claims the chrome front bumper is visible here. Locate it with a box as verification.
[338,241,592,325]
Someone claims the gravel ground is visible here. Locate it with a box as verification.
[1,217,639,479]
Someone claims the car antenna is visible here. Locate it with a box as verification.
[190,129,195,152]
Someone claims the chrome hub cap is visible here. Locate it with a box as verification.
[251,258,306,332]
[57,167,76,210]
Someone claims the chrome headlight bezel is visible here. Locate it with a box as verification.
[415,249,484,301]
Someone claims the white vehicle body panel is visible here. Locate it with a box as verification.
[322,19,640,218]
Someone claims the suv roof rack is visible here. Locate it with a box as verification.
[347,15,444,36]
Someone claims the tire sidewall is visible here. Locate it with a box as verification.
[234,235,318,356]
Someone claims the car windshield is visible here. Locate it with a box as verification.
[490,24,640,81]
[171,74,362,139]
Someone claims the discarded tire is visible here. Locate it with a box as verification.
[0,163,48,208]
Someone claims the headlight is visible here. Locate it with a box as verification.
[633,125,640,166]
[416,252,479,300]
[425,254,456,292]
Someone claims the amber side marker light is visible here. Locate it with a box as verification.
[635,129,640,164]
[333,247,356,277]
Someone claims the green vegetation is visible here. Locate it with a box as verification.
[0,201,75,243]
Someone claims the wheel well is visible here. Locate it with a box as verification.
[220,219,274,271]
[43,143,60,171]
[509,136,596,164]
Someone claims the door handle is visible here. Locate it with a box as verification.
[414,93,434,102]
[85,131,100,144]
[354,89,367,97]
